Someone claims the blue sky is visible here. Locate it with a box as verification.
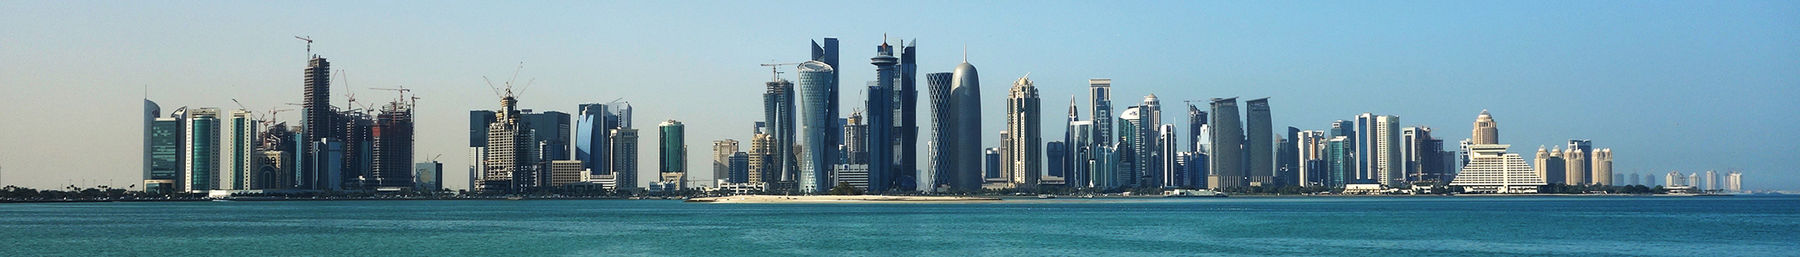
[0,0,1794,190]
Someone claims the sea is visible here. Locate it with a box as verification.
[2,195,1795,256]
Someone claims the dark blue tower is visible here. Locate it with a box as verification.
[867,40,898,192]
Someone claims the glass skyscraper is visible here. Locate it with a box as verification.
[1207,98,1244,189]
[185,108,222,192]
[1245,98,1273,186]
[797,60,836,193]
[866,42,898,192]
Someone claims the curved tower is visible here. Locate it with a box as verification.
[925,72,955,190]
[797,60,836,193]
[1472,110,1498,144]
[947,61,982,191]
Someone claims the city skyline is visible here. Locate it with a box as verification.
[1,1,1796,191]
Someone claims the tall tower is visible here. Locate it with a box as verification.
[712,139,739,187]
[1471,110,1498,144]
[896,39,919,192]
[1592,149,1613,186]
[1003,75,1042,189]
[866,41,899,192]
[227,110,259,190]
[810,38,841,185]
[302,56,331,190]
[1245,98,1274,186]
[1564,148,1588,185]
[143,99,162,190]
[147,108,184,193]
[1207,98,1244,189]
[797,60,836,193]
[659,120,687,189]
[370,102,414,189]
[482,95,530,193]
[764,77,797,189]
[1089,79,1114,149]
[1187,104,1206,153]
[925,72,955,190]
[947,60,982,192]
[184,108,222,192]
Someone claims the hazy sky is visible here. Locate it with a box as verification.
[1,1,1795,191]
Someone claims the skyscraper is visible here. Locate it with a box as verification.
[1207,98,1245,189]
[1117,107,1142,187]
[468,110,495,191]
[1001,75,1041,189]
[797,60,835,193]
[1564,148,1589,185]
[1188,104,1206,153]
[482,96,531,192]
[1278,127,1301,187]
[608,128,639,190]
[747,132,773,185]
[146,107,184,194]
[925,72,955,190]
[867,41,899,192]
[729,152,749,184]
[143,99,162,191]
[844,111,868,164]
[185,108,222,192]
[1064,97,1092,188]
[575,103,618,178]
[302,56,331,190]
[1326,136,1352,187]
[227,110,259,190]
[895,39,919,192]
[369,102,414,189]
[1471,110,1498,144]
[1245,98,1273,186]
[1295,130,1326,187]
[1536,147,1567,184]
[1157,124,1180,188]
[1089,79,1114,170]
[1138,95,1163,187]
[763,78,797,190]
[1047,141,1066,181]
[1355,113,1402,187]
[659,120,687,189]
[712,139,739,187]
[945,61,983,192]
[1592,148,1613,186]
[1568,139,1594,185]
[809,38,842,191]
[984,147,1001,182]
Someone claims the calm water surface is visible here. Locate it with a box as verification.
[2,196,1796,256]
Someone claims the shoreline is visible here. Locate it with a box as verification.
[1,193,1753,204]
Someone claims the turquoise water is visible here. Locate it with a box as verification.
[2,196,1796,256]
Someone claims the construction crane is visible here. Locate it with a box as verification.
[484,62,532,100]
[370,86,416,110]
[294,35,313,57]
[759,62,802,81]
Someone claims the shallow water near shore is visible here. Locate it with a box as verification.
[2,195,1795,256]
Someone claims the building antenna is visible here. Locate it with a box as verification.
[963,43,968,62]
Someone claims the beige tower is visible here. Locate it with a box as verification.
[1471,110,1499,145]
[1533,146,1551,183]
[1592,149,1613,186]
[1564,148,1588,185]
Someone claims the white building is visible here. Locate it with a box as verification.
[1448,144,1544,193]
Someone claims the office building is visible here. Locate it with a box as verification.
[302,56,332,191]
[146,105,184,194]
[226,110,258,190]
[728,152,749,184]
[1047,141,1066,182]
[895,39,920,192]
[764,77,798,190]
[1118,107,1143,187]
[844,112,868,164]
[1064,98,1092,188]
[1725,172,1742,192]
[1089,79,1115,182]
[1355,113,1403,187]
[1001,75,1041,189]
[712,139,740,187]
[1536,147,1567,184]
[1592,148,1612,186]
[1448,144,1544,193]
[415,161,443,192]
[547,160,585,187]
[1157,124,1181,188]
[184,108,221,192]
[1295,130,1326,187]
[1207,98,1245,189]
[1243,98,1273,186]
[797,60,835,193]
[481,96,532,192]
[368,102,414,189]
[834,164,870,190]
[575,103,620,178]
[942,61,983,191]
[747,132,773,185]
[659,120,687,189]
[866,41,901,192]
[984,147,1001,181]
[608,128,639,190]
[925,72,956,190]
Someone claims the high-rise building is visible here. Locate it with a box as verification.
[1244,98,1273,186]
[797,60,835,193]
[481,96,531,193]
[146,107,184,194]
[844,112,868,164]
[226,110,259,190]
[1326,136,1352,188]
[1401,126,1451,184]
[1207,98,1245,189]
[1047,141,1067,182]
[1188,104,1206,153]
[183,108,222,192]
[575,103,619,178]
[468,110,496,191]
[1592,149,1613,186]
[608,128,639,190]
[728,152,749,184]
[1138,95,1164,187]
[1117,107,1143,187]
[1471,110,1498,144]
[983,147,1001,182]
[1564,148,1589,185]
[1295,130,1326,187]
[1355,114,1402,187]
[895,39,919,192]
[1157,124,1181,188]
[712,139,740,187]
[1002,75,1041,189]
[302,56,332,191]
[925,72,955,191]
[764,77,797,190]
[414,161,443,192]
[1089,79,1115,180]
[1278,127,1300,186]
[659,120,687,189]
[1725,172,1742,192]
[866,41,902,192]
[944,61,983,191]
[1567,139,1593,184]
[1448,144,1545,193]
[1665,171,1685,187]
[368,102,414,189]
[1536,147,1567,184]
[143,99,162,191]
[1704,170,1718,191]
[1064,97,1092,188]
[747,132,773,185]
